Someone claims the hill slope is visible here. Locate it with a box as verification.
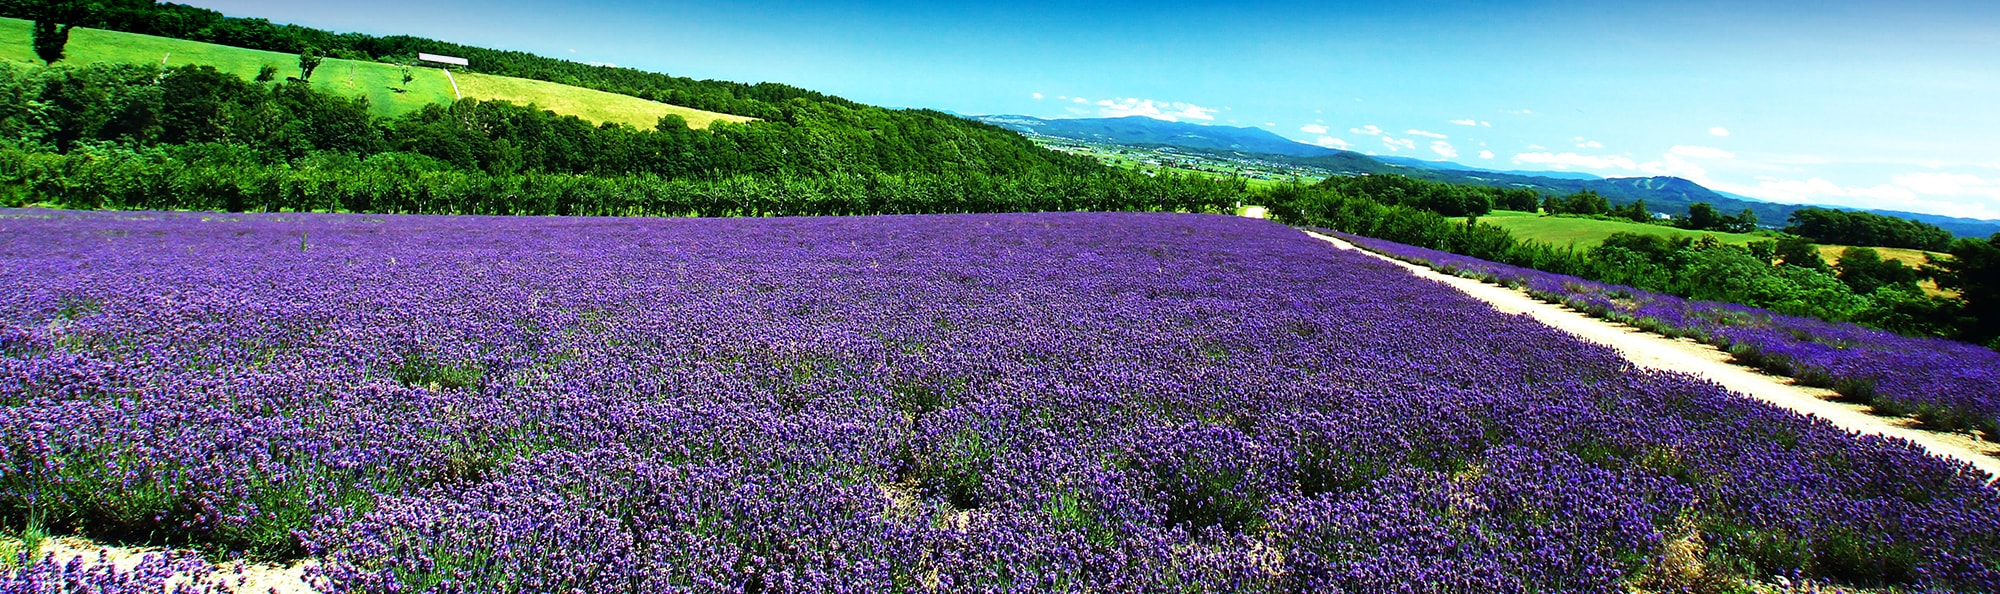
[0,18,751,130]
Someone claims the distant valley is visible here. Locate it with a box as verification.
[972,115,2000,238]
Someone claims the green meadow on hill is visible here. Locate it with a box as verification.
[1476,209,1772,248]
[0,17,751,130]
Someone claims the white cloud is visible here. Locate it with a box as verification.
[1264,122,1276,127]
[1093,97,1217,122]
[1709,127,1731,137]
[1408,129,1448,139]
[1893,172,2000,199]
[584,61,618,68]
[1300,124,1329,134]
[1483,121,1491,127]
[1527,144,1545,150]
[1072,97,1088,104]
[1478,150,1495,159]
[1705,176,2000,218]
[1383,137,1416,151]
[1315,137,1351,149]
[1350,125,1384,136]
[1505,109,1534,115]
[1449,119,1478,126]
[1430,141,1458,159]
[1668,145,1736,159]
[1032,92,1044,100]
[1509,144,2000,219]
[1513,152,1640,171]
[1574,137,1604,149]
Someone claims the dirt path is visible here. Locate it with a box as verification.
[1302,230,2000,481]
[30,537,318,593]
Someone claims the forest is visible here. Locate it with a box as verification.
[0,61,1241,216]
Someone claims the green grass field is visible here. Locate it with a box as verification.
[1481,210,1952,295]
[0,18,750,129]
[1477,210,1772,248]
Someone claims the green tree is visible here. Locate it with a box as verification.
[1834,246,1920,295]
[27,0,88,65]
[297,46,323,81]
[1934,234,2000,346]
[1774,236,1828,271]
[1681,202,1720,231]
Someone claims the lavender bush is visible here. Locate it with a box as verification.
[1333,230,2000,440]
[3,209,1997,592]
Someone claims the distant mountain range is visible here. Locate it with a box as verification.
[973,115,2000,238]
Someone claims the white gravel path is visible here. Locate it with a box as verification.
[32,537,318,593]
[1303,229,2000,481]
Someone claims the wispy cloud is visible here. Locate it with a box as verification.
[1478,150,1495,159]
[1300,124,1329,134]
[1094,97,1217,122]
[1708,175,2000,219]
[1315,137,1351,149]
[1430,141,1458,159]
[1383,137,1416,151]
[1032,92,1044,100]
[1448,119,1492,127]
[1574,137,1604,149]
[1350,125,1384,136]
[1709,127,1731,137]
[1408,129,1448,139]
[1669,145,1735,159]
[1072,97,1088,104]
[1513,152,1639,170]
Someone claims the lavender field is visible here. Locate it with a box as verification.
[1330,231,2000,442]
[4,209,1999,593]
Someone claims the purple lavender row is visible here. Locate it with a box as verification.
[1328,229,2000,440]
[3,209,1998,592]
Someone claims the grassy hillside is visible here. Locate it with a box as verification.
[0,18,750,129]
[1478,210,1771,248]
[1481,210,1951,295]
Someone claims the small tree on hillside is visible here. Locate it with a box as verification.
[298,46,324,81]
[28,0,90,65]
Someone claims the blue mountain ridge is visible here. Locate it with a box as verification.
[970,114,2000,238]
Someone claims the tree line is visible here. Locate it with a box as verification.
[0,146,1242,217]
[0,61,1240,216]
[1262,179,2000,348]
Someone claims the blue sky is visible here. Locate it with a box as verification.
[186,0,2000,220]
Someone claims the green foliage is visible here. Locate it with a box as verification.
[1773,236,1828,271]
[1933,233,2000,345]
[296,45,321,81]
[1609,198,1651,223]
[1785,207,1954,251]
[1543,189,1608,216]
[1679,202,1756,233]
[1313,173,1494,217]
[1833,247,1921,295]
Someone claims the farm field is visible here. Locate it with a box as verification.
[1476,210,1952,295]
[3,210,1999,592]
[0,18,751,129]
[1477,210,1772,248]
